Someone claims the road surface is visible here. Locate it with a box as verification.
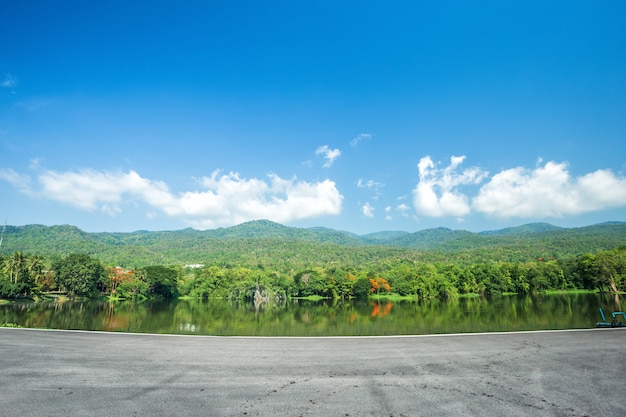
[1,327,625,416]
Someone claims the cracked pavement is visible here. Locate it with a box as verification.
[1,328,625,416]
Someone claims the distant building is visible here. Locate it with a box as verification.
[184,264,205,269]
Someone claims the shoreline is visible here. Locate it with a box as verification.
[0,324,610,338]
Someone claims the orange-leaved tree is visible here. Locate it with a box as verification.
[369,277,391,294]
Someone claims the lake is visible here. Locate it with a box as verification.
[1,292,624,336]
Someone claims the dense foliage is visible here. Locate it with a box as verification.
[1,245,625,301]
[1,221,625,300]
[53,253,106,297]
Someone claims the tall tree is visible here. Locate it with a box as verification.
[0,252,39,298]
[3,251,25,284]
[139,265,180,299]
[53,253,106,297]
[27,255,46,285]
[593,249,625,293]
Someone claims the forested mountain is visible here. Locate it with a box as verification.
[1,220,625,268]
[478,222,565,236]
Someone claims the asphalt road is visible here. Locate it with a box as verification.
[1,327,625,417]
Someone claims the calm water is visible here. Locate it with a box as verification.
[1,293,624,336]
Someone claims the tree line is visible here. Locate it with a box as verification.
[1,245,625,301]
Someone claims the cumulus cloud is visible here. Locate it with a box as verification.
[172,171,343,229]
[315,145,341,168]
[410,155,626,220]
[473,161,626,217]
[36,169,171,213]
[350,133,373,147]
[413,155,488,217]
[0,167,343,229]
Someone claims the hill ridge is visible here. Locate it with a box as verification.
[1,220,624,268]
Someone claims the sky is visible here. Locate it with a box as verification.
[1,1,626,235]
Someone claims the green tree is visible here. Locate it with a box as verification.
[568,254,598,290]
[352,276,371,299]
[332,269,356,299]
[386,263,419,296]
[592,248,626,292]
[0,252,40,298]
[226,267,256,299]
[139,265,180,299]
[27,255,46,287]
[187,265,227,298]
[568,250,625,292]
[293,269,329,297]
[457,266,480,295]
[504,263,530,294]
[52,253,106,297]
[3,251,26,284]
[115,275,150,299]
[539,260,569,290]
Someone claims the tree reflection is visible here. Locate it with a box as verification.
[370,301,393,318]
[2,293,625,336]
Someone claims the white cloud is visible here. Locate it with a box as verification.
[412,156,626,220]
[170,171,343,229]
[384,206,392,221]
[473,161,626,217]
[361,202,375,218]
[315,145,341,168]
[350,133,373,147]
[412,155,488,217]
[0,168,32,193]
[0,167,343,229]
[397,203,410,212]
[36,169,172,214]
[1,73,17,89]
[357,178,385,200]
[357,178,384,190]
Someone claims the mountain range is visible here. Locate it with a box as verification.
[1,220,625,268]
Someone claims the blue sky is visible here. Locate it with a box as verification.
[1,1,625,234]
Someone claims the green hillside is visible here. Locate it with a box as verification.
[1,220,625,268]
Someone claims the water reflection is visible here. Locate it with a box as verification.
[1,293,624,336]
[370,301,393,318]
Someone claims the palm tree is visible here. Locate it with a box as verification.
[26,255,46,286]
[3,251,25,284]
